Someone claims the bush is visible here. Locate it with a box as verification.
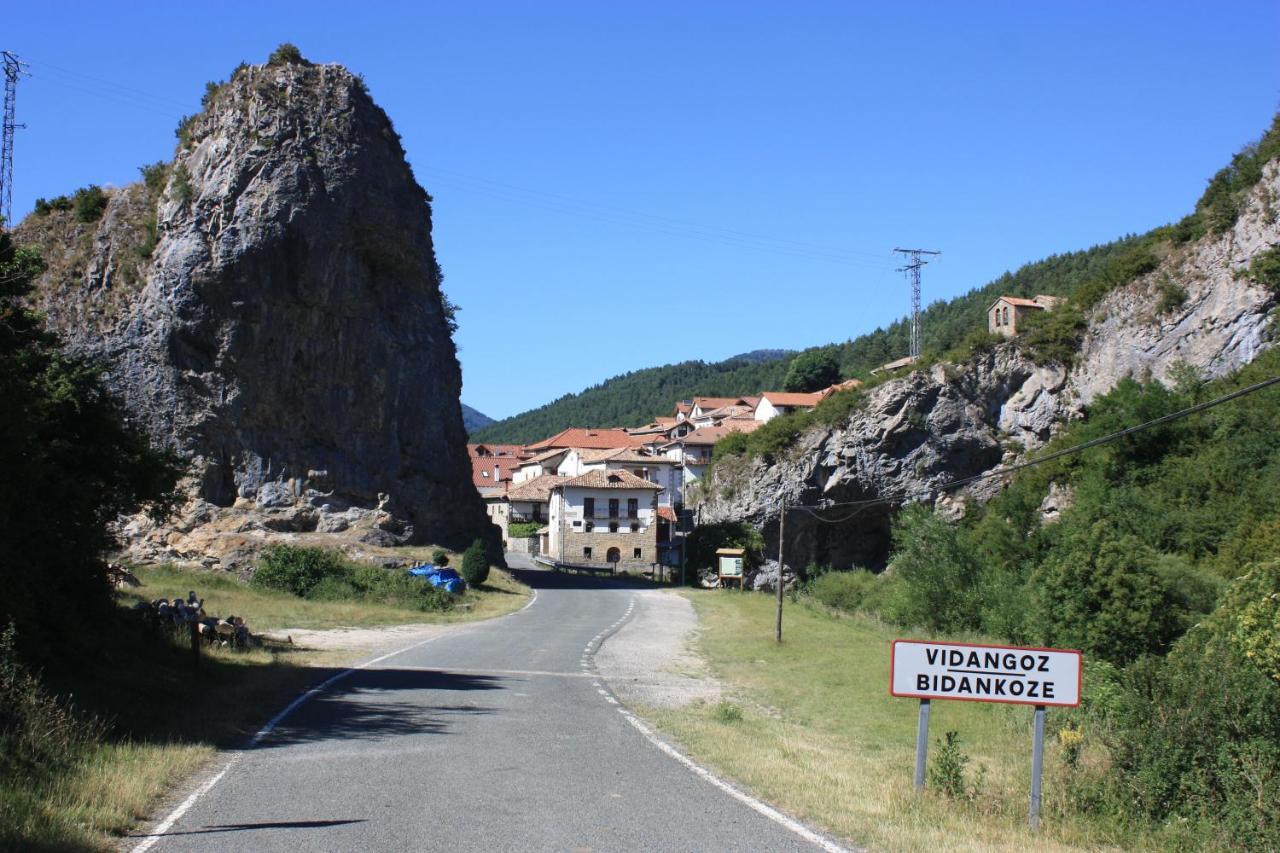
[807,569,882,614]
[885,504,982,632]
[460,539,490,587]
[431,549,449,567]
[684,521,765,581]
[783,348,840,392]
[72,185,107,223]
[1105,637,1280,848]
[1154,278,1188,314]
[171,164,193,205]
[1018,301,1087,365]
[138,161,169,194]
[251,544,345,597]
[267,43,310,66]
[508,522,540,539]
[1240,244,1280,294]
[929,731,971,799]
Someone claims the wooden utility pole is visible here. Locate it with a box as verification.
[775,495,785,643]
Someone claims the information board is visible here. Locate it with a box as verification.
[890,640,1082,707]
[718,556,743,578]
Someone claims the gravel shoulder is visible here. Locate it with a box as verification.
[594,588,722,708]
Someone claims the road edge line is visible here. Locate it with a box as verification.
[129,584,541,852]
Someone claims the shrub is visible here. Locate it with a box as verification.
[783,348,840,392]
[460,539,489,587]
[1240,244,1280,294]
[267,43,310,67]
[807,569,882,614]
[711,430,750,460]
[251,544,345,597]
[886,504,982,632]
[171,164,193,205]
[812,387,865,427]
[507,522,540,539]
[713,701,743,724]
[1105,636,1280,847]
[943,327,1004,364]
[72,185,107,223]
[929,731,970,799]
[1018,301,1087,365]
[138,161,169,194]
[684,521,765,580]
[1154,278,1188,315]
[431,549,449,567]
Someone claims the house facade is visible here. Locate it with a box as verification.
[754,391,824,422]
[988,294,1064,337]
[547,470,663,571]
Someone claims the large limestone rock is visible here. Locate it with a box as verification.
[18,57,497,569]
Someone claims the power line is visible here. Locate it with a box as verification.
[789,372,1280,522]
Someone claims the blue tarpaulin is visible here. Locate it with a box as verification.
[406,564,466,593]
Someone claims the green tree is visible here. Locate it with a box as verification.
[0,233,180,664]
[886,504,982,632]
[783,349,840,393]
[460,539,490,587]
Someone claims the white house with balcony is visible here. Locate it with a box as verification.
[546,470,664,571]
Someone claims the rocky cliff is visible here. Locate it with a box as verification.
[695,160,1280,577]
[17,55,497,569]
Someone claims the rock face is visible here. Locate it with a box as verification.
[695,161,1279,571]
[18,58,497,569]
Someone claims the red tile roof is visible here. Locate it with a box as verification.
[675,421,764,446]
[507,474,570,502]
[991,295,1045,308]
[760,391,825,407]
[527,427,651,451]
[820,379,863,398]
[657,506,677,522]
[692,396,747,411]
[579,448,674,465]
[467,444,523,488]
[557,469,664,490]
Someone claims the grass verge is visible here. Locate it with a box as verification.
[2,558,529,851]
[644,590,1151,852]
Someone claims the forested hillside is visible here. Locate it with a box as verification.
[475,238,1142,443]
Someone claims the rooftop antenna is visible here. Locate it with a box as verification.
[893,248,940,360]
[1,51,30,228]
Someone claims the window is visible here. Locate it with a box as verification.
[584,497,595,518]
[608,498,619,518]
[633,548,642,559]
[583,547,592,558]
[572,520,581,527]
[585,521,594,533]
[630,522,639,533]
[609,522,619,533]
[606,547,621,564]
[627,498,638,518]
[1003,306,1010,325]
[481,470,489,478]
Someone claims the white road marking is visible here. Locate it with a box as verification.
[617,707,853,852]
[132,582,541,850]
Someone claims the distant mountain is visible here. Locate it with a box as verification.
[725,349,794,364]
[461,404,496,434]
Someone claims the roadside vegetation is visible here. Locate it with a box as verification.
[677,348,1280,849]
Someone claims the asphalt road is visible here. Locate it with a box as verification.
[138,554,832,852]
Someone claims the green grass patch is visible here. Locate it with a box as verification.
[646,590,1177,852]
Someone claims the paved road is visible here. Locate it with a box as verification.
[140,554,830,852]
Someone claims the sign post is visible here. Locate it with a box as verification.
[913,699,930,790]
[715,548,745,589]
[890,640,1081,828]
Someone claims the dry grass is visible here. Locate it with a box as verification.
[126,561,531,631]
[2,561,531,851]
[644,590,1146,853]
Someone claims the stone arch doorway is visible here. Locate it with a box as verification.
[606,547,621,565]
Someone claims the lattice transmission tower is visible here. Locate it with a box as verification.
[893,247,940,360]
[2,51,29,228]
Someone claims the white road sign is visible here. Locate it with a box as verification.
[890,640,1082,707]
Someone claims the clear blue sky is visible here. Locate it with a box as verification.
[7,1,1279,419]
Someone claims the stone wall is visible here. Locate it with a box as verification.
[558,528,657,571]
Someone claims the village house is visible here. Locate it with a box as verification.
[661,420,763,487]
[558,447,683,507]
[754,390,825,422]
[467,444,526,529]
[871,354,920,375]
[546,469,664,571]
[511,448,569,484]
[525,427,648,453]
[988,294,1065,337]
[501,473,568,542]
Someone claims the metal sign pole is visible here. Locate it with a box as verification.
[1029,704,1045,829]
[914,698,930,790]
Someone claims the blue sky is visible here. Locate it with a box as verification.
[7,1,1279,419]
